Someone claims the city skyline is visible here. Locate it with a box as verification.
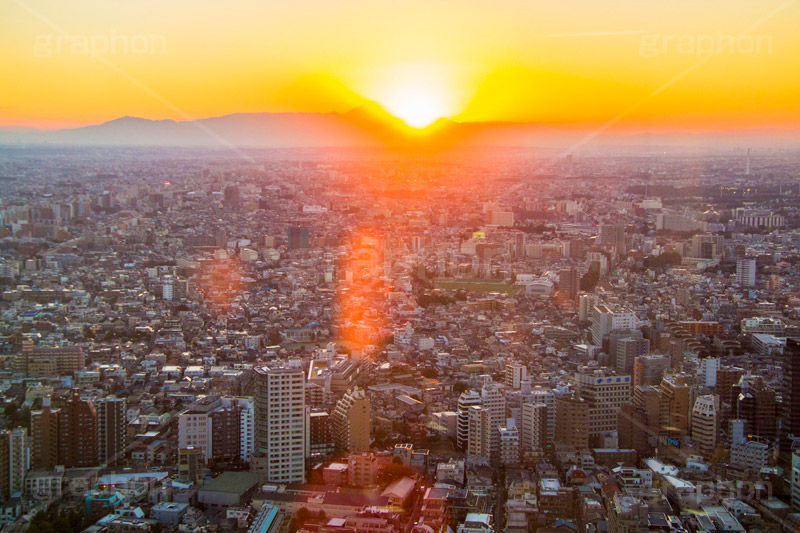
[1,0,799,137]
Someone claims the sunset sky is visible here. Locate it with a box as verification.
[2,0,799,131]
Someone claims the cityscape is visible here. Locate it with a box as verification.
[2,1,800,533]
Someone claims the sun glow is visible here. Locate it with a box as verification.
[382,86,448,128]
[360,65,466,129]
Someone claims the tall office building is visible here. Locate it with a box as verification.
[659,374,692,436]
[736,259,757,287]
[732,375,776,441]
[520,402,548,451]
[56,389,98,469]
[0,433,8,501]
[632,385,667,438]
[96,396,127,468]
[558,268,579,302]
[220,396,255,462]
[599,224,626,255]
[30,400,59,470]
[691,395,720,456]
[617,403,651,457]
[615,338,650,375]
[456,391,481,452]
[781,339,800,449]
[633,354,671,387]
[252,365,306,483]
[331,387,371,453]
[287,226,310,250]
[578,294,599,323]
[210,404,243,466]
[575,370,632,439]
[307,410,335,459]
[555,395,589,449]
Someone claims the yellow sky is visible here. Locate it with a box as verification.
[2,0,799,130]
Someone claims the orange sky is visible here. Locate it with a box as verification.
[2,0,799,131]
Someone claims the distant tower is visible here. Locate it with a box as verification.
[746,148,751,176]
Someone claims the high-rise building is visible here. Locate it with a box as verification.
[0,433,8,501]
[632,354,671,387]
[689,234,723,259]
[659,374,692,436]
[466,378,506,460]
[0,428,28,500]
[287,226,310,250]
[558,268,579,302]
[220,397,255,462]
[331,387,371,453]
[555,395,589,449]
[499,423,520,466]
[178,409,211,461]
[505,364,527,389]
[96,396,127,468]
[251,365,306,483]
[528,387,556,444]
[520,402,548,451]
[717,366,745,407]
[56,389,97,469]
[223,185,241,209]
[210,404,243,466]
[178,447,204,484]
[792,450,800,511]
[578,294,599,323]
[615,338,650,375]
[456,391,481,452]
[781,339,800,451]
[8,427,28,495]
[575,370,632,439]
[307,410,335,459]
[599,224,626,255]
[618,403,651,457]
[590,305,638,345]
[691,395,720,456]
[732,375,776,441]
[632,385,667,439]
[736,259,757,287]
[30,400,59,470]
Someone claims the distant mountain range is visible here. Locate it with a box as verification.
[1,102,798,150]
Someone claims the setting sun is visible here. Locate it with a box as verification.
[382,86,447,128]
[358,64,467,129]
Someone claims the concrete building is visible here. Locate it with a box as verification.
[456,391,481,452]
[555,395,589,449]
[736,258,757,287]
[331,387,371,453]
[96,396,127,468]
[691,395,720,456]
[251,365,306,483]
[519,402,547,451]
[575,370,632,439]
[505,364,527,389]
[591,304,638,345]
